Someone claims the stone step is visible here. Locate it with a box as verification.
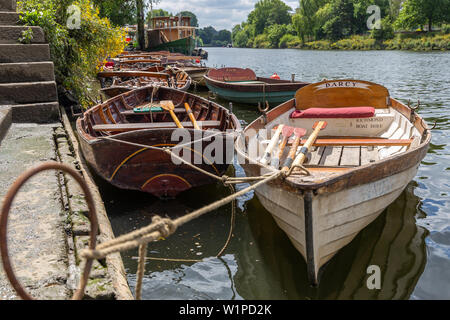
[0,0,16,12]
[0,44,51,63]
[0,81,58,105]
[0,62,55,83]
[0,106,12,144]
[0,26,45,44]
[0,11,19,25]
[11,102,60,123]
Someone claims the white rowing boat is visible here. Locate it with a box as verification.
[235,80,431,285]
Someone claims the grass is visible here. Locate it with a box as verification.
[285,33,450,51]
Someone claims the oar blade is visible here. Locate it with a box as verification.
[160,100,175,111]
[294,127,307,138]
[282,126,295,138]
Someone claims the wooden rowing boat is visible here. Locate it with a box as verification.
[234,79,431,285]
[98,67,192,98]
[204,67,309,106]
[166,64,210,87]
[76,87,241,199]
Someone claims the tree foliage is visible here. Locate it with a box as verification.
[198,26,232,46]
[233,0,450,48]
[18,0,126,108]
[176,11,199,27]
[395,0,450,31]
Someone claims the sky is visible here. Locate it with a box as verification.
[155,0,300,31]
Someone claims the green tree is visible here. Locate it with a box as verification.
[266,24,287,47]
[322,0,355,40]
[395,0,450,31]
[353,0,390,34]
[198,26,217,44]
[248,0,292,35]
[93,0,136,26]
[293,0,329,43]
[176,11,199,27]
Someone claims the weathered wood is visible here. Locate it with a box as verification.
[287,138,413,147]
[93,120,221,132]
[340,147,361,166]
[319,146,343,167]
[121,107,185,115]
[97,71,169,79]
[360,146,379,165]
[120,59,161,64]
[307,146,326,165]
[77,86,241,199]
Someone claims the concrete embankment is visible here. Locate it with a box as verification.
[0,116,133,300]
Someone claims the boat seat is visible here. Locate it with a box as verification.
[121,108,186,115]
[290,107,375,119]
[92,120,221,132]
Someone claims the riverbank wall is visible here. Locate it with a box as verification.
[0,0,132,300]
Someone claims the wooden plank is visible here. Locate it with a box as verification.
[340,147,361,166]
[307,146,326,165]
[319,146,343,167]
[361,147,379,165]
[120,59,161,64]
[286,138,413,147]
[92,120,221,132]
[121,107,186,115]
[97,71,169,79]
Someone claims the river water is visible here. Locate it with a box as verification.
[101,48,450,300]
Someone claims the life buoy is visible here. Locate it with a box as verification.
[270,73,280,80]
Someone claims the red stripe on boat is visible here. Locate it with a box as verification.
[290,107,375,119]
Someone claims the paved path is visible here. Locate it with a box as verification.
[0,123,70,300]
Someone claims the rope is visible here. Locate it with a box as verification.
[135,243,147,300]
[98,134,276,185]
[80,172,280,261]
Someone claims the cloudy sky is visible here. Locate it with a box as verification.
[155,0,300,31]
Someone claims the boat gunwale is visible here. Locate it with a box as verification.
[235,96,431,196]
[204,74,309,92]
[76,86,241,144]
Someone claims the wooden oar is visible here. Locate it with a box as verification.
[288,121,328,173]
[184,102,200,130]
[260,125,284,165]
[160,101,184,128]
[281,127,307,171]
[271,126,294,169]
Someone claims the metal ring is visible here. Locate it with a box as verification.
[0,162,98,300]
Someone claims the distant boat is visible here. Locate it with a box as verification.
[204,67,309,106]
[98,67,192,98]
[146,16,196,56]
[235,79,431,285]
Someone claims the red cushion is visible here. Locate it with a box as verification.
[290,107,375,119]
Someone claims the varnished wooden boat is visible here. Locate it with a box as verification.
[235,80,431,285]
[166,64,210,87]
[204,67,309,106]
[76,87,241,198]
[99,67,192,98]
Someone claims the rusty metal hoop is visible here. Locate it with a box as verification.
[0,161,99,300]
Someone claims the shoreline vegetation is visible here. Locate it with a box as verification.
[231,0,450,52]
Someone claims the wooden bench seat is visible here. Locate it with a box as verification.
[286,138,413,147]
[121,108,186,115]
[93,121,221,132]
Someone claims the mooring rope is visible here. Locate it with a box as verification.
[0,126,307,300]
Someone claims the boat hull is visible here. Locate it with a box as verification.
[147,37,195,56]
[206,82,298,105]
[242,163,420,285]
[204,75,308,106]
[78,129,232,199]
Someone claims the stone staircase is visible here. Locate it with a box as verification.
[0,0,59,124]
